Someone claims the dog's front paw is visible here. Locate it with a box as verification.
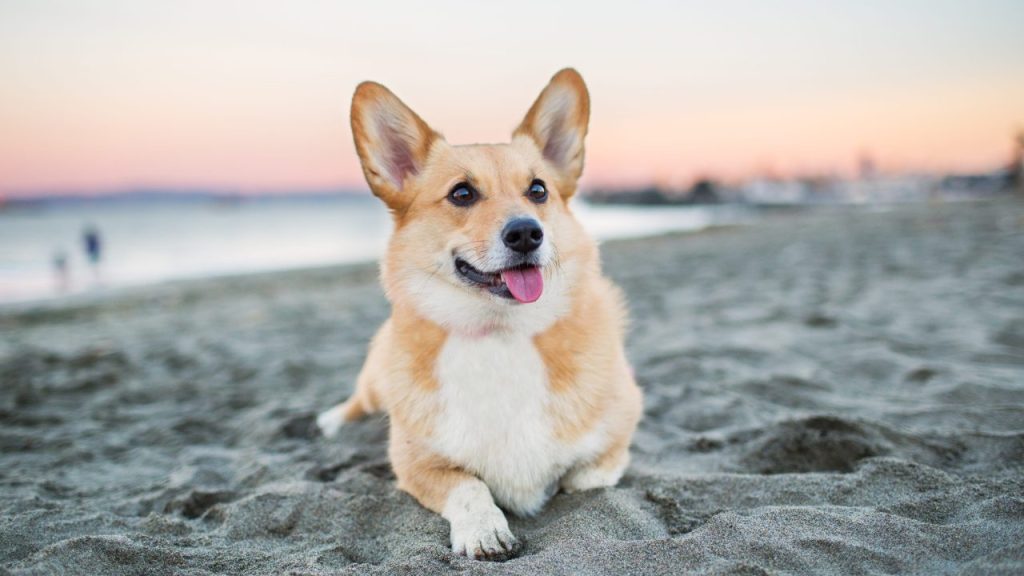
[450,508,523,562]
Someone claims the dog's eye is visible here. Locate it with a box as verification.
[447,183,478,207]
[527,179,548,203]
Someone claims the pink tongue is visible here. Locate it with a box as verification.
[500,267,544,303]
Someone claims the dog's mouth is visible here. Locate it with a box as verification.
[454,258,544,304]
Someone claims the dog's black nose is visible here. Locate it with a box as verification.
[502,218,544,253]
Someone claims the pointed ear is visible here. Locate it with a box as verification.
[513,68,591,187]
[350,81,441,209]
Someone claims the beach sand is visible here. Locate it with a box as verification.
[2,200,1023,575]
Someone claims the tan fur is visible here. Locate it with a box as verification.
[536,276,640,443]
[324,68,642,559]
[388,423,467,512]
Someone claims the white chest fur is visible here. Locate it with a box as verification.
[432,332,602,516]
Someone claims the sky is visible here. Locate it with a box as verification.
[1,0,1022,197]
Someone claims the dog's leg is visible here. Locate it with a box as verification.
[315,394,372,438]
[317,325,388,438]
[316,370,380,436]
[316,367,381,436]
[562,369,642,493]
[560,382,641,493]
[560,440,630,493]
[390,429,522,561]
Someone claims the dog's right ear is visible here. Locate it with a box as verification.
[351,82,441,210]
[513,68,590,192]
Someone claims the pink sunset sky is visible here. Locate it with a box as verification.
[1,0,1022,197]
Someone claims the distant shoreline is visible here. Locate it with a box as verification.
[0,218,749,315]
[0,198,998,312]
[0,197,1009,308]
[0,200,755,306]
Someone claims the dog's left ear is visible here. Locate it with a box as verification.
[514,68,591,192]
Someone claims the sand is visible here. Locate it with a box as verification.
[2,200,1023,575]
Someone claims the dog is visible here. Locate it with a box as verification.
[317,68,642,561]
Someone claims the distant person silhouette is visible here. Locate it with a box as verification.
[83,225,102,282]
[52,249,70,293]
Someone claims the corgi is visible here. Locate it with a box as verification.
[317,68,642,561]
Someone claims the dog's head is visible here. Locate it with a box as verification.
[351,69,596,332]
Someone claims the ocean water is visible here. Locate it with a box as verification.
[0,196,748,304]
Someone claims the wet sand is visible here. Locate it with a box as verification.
[2,200,1023,575]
